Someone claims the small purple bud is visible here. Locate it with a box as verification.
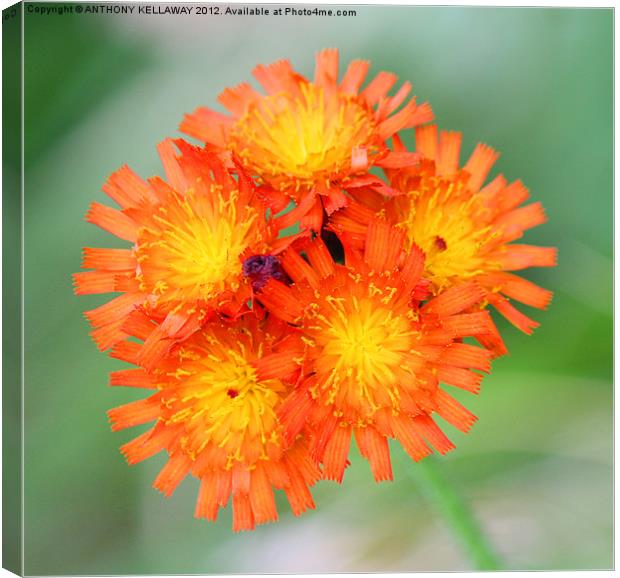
[243,254,290,291]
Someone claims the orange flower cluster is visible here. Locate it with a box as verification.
[76,49,556,531]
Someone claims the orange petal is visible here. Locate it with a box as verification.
[322,425,351,483]
[73,271,118,295]
[121,310,155,341]
[339,59,370,94]
[231,464,251,496]
[364,219,405,272]
[398,244,426,295]
[253,350,302,381]
[257,186,291,214]
[494,202,548,242]
[109,340,140,364]
[408,101,434,127]
[374,151,421,169]
[314,48,339,88]
[273,190,317,230]
[412,414,455,455]
[300,196,325,231]
[90,318,127,351]
[249,466,278,525]
[415,124,438,160]
[478,272,553,309]
[277,387,314,444]
[437,365,483,394]
[354,426,393,482]
[362,71,397,105]
[102,165,156,208]
[108,394,160,432]
[264,461,291,490]
[179,106,232,147]
[82,247,135,271]
[476,321,508,358]
[232,492,255,532]
[464,143,499,192]
[439,311,493,338]
[195,476,220,521]
[252,59,300,96]
[84,293,143,329]
[496,245,558,270]
[441,343,491,372]
[86,202,137,242]
[217,82,261,116]
[383,81,412,117]
[215,470,232,507]
[153,452,192,497]
[156,139,187,192]
[437,130,462,175]
[378,99,419,140]
[309,413,338,463]
[434,389,477,432]
[283,464,316,516]
[304,237,336,279]
[483,178,529,212]
[109,368,155,389]
[121,425,179,465]
[288,441,322,486]
[257,280,304,324]
[422,282,485,316]
[392,416,432,462]
[487,292,540,335]
[279,248,321,288]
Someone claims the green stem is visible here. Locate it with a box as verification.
[408,456,502,570]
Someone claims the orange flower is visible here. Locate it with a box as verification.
[108,313,320,531]
[331,125,557,354]
[74,139,286,368]
[180,48,433,230]
[257,221,494,483]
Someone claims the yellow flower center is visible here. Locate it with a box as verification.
[230,82,378,192]
[305,277,424,419]
[160,330,286,467]
[136,188,259,306]
[394,174,501,291]
[324,298,410,382]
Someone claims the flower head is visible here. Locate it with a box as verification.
[108,313,320,531]
[331,125,557,353]
[257,221,494,483]
[181,49,433,230]
[74,139,283,367]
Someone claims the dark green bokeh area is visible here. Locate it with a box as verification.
[20,5,612,574]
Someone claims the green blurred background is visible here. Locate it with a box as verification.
[18,5,611,574]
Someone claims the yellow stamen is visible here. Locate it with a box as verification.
[230,82,378,192]
[394,174,501,290]
[137,189,259,305]
[159,330,287,466]
[308,282,421,417]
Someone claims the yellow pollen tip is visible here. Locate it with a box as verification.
[229,82,378,193]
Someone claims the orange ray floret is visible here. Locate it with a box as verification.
[108,313,320,531]
[257,222,494,483]
[330,125,557,353]
[180,48,433,230]
[75,139,283,366]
